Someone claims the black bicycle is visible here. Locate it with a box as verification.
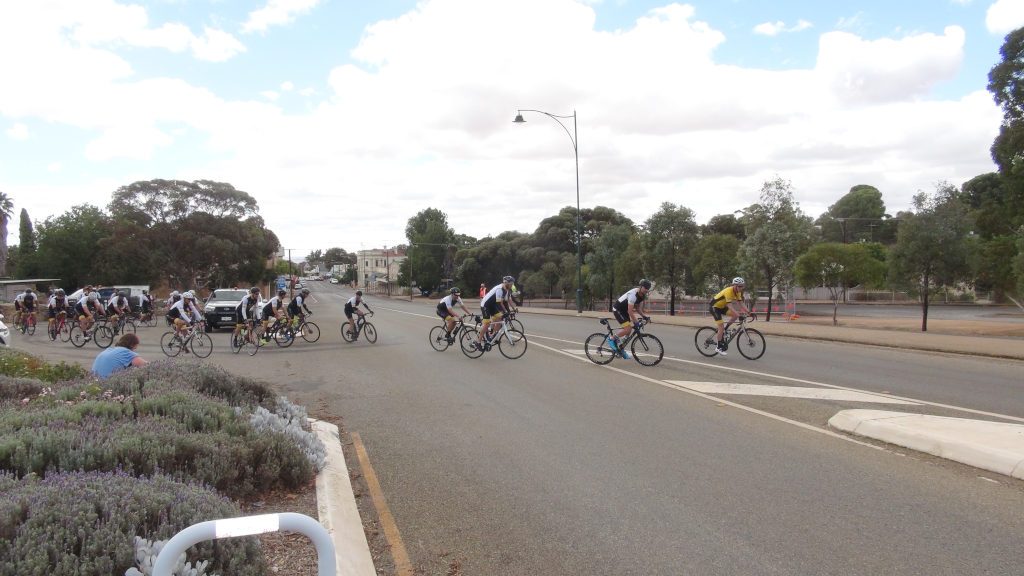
[584,316,664,366]
[341,311,376,344]
[459,315,527,359]
[694,314,765,360]
[429,314,476,352]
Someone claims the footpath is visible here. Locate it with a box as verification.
[314,303,1024,575]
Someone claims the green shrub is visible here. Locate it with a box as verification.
[0,348,88,383]
[0,469,265,576]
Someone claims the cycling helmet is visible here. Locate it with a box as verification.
[502,275,514,283]
[301,288,310,295]
[250,286,260,294]
[183,290,195,299]
[56,289,65,296]
[355,290,363,296]
[278,289,286,297]
[450,287,461,295]
[732,277,745,286]
[120,290,129,297]
[639,279,653,289]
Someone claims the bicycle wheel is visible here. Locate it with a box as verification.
[361,322,376,344]
[273,326,295,347]
[736,328,766,360]
[460,327,484,359]
[94,325,113,348]
[191,332,214,358]
[429,325,450,351]
[498,328,527,359]
[340,322,356,343]
[59,321,72,343]
[160,331,183,357]
[144,314,158,328]
[122,319,136,334]
[47,321,57,341]
[243,334,259,356]
[507,318,525,334]
[25,317,36,335]
[298,321,320,343]
[230,331,244,354]
[631,333,664,366]
[584,333,616,365]
[69,325,87,348]
[694,327,720,357]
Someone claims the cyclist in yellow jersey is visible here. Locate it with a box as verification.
[709,277,749,355]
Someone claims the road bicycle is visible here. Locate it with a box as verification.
[429,314,477,352]
[107,313,137,336]
[17,312,37,335]
[160,322,213,358]
[341,312,375,344]
[279,313,320,344]
[47,311,72,342]
[69,317,114,348]
[584,316,664,366]
[694,314,766,360]
[460,315,527,359]
[502,309,525,334]
[231,321,264,356]
[134,309,158,328]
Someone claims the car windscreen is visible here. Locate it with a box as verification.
[208,290,248,302]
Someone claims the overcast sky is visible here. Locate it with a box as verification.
[3,0,1023,259]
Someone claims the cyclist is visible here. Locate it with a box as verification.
[47,289,68,332]
[710,277,749,355]
[74,285,104,340]
[609,279,654,360]
[436,287,472,340]
[167,290,202,345]
[474,276,517,350]
[106,290,133,329]
[342,290,371,339]
[233,287,262,342]
[140,289,154,318]
[13,289,36,326]
[261,289,288,343]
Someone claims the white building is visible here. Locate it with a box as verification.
[356,248,405,295]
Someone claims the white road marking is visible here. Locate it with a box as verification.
[666,381,918,404]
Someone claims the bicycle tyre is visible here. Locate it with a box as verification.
[160,331,183,357]
[243,334,259,356]
[584,333,616,365]
[631,333,664,366]
[736,328,766,360]
[231,331,244,354]
[26,317,36,336]
[361,322,376,344]
[299,321,320,343]
[124,319,137,334]
[94,325,113,348]
[274,326,295,347]
[507,318,525,334]
[69,325,87,348]
[191,332,214,358]
[340,322,356,343]
[694,327,720,357]
[460,327,484,359]
[429,325,450,351]
[47,321,57,341]
[498,328,527,359]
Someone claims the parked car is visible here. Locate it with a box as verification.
[0,313,9,346]
[67,287,116,308]
[329,278,339,284]
[202,289,249,331]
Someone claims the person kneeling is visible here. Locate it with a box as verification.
[92,333,149,379]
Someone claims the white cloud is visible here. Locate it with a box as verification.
[47,162,62,172]
[6,123,29,140]
[281,81,294,91]
[986,0,1024,34]
[243,0,323,33]
[754,20,812,36]
[190,27,246,62]
[262,91,281,101]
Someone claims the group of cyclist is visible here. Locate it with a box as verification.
[231,286,324,343]
[435,274,749,358]
[12,285,157,342]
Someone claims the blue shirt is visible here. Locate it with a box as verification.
[91,346,138,379]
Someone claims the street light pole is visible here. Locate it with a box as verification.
[514,108,583,314]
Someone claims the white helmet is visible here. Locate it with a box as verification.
[182,290,195,299]
[732,277,745,286]
[170,290,180,297]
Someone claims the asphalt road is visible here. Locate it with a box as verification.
[10,285,1024,575]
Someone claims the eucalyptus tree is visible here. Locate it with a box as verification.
[794,242,886,325]
[586,223,634,305]
[738,176,815,321]
[642,202,699,314]
[0,191,12,276]
[888,183,971,331]
[692,233,741,296]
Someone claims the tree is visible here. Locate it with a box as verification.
[794,243,886,325]
[739,176,815,320]
[402,208,456,293]
[108,179,260,224]
[15,209,38,278]
[32,205,111,289]
[701,214,745,239]
[888,183,971,331]
[642,203,699,314]
[692,234,741,296]
[815,185,896,244]
[0,191,12,276]
[586,223,634,305]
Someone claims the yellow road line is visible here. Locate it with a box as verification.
[351,432,414,576]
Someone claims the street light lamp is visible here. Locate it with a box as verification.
[513,108,583,314]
